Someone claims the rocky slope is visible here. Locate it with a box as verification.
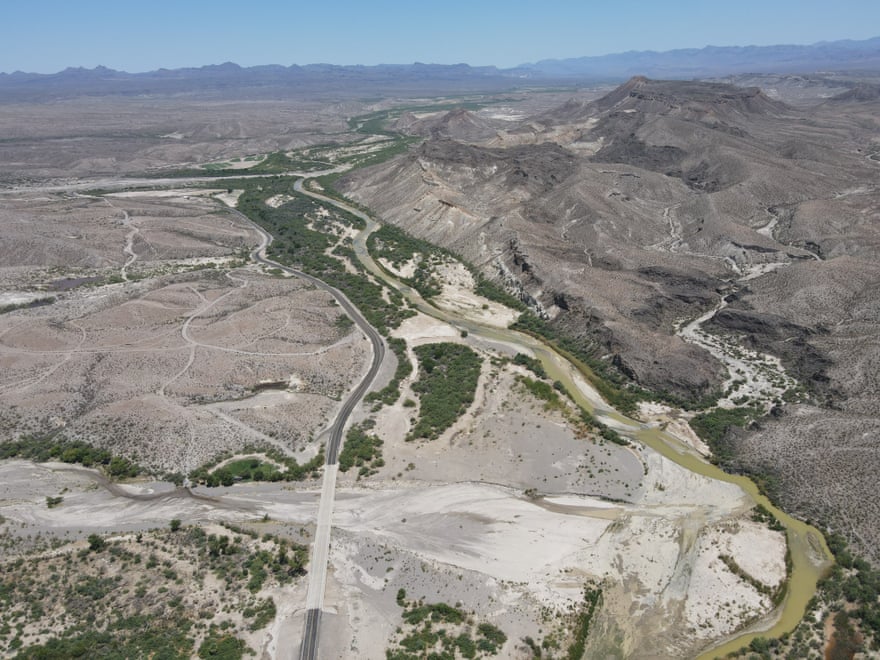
[393,108,498,141]
[340,76,880,557]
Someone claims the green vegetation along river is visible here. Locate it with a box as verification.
[295,179,833,659]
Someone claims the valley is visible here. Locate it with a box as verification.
[0,69,878,660]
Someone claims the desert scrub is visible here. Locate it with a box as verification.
[0,435,141,479]
[515,374,628,446]
[511,352,547,379]
[235,180,415,335]
[408,343,482,440]
[338,423,383,476]
[688,405,760,464]
[0,296,56,314]
[564,587,603,660]
[516,375,564,411]
[198,628,251,659]
[751,502,785,532]
[367,223,446,299]
[511,312,720,413]
[726,534,880,658]
[367,214,532,315]
[365,337,411,408]
[471,270,530,313]
[189,445,324,486]
[1,525,296,658]
[387,594,508,659]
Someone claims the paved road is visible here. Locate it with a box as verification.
[230,199,386,660]
[6,174,385,659]
[0,167,349,196]
[236,208,386,462]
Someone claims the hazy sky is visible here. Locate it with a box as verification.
[2,0,879,73]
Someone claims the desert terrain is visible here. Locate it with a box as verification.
[340,76,880,565]
[0,70,877,660]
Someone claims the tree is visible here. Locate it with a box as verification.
[88,534,105,552]
[170,519,182,532]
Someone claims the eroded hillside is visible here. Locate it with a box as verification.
[339,77,880,560]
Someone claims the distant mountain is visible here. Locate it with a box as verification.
[0,62,517,102]
[829,82,880,101]
[518,36,880,79]
[1,36,878,101]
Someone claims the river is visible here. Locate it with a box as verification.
[296,180,833,659]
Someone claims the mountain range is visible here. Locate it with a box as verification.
[1,36,878,100]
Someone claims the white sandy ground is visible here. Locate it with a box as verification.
[392,312,459,345]
[266,194,293,208]
[482,110,526,122]
[684,521,787,641]
[110,187,242,204]
[0,291,47,306]
[330,288,786,654]
[215,189,244,207]
[319,454,771,657]
[201,155,268,171]
[677,300,797,410]
[317,139,396,163]
[377,256,417,279]
[327,340,776,657]
[106,187,245,211]
[433,260,519,328]
[107,188,222,199]
[0,425,784,658]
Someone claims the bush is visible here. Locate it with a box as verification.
[338,426,383,474]
[689,406,758,463]
[0,436,142,479]
[408,343,482,440]
[198,631,249,659]
[87,534,106,552]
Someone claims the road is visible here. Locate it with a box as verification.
[229,201,386,660]
[3,171,383,659]
[0,166,349,196]
[2,173,834,658]
[235,207,386,463]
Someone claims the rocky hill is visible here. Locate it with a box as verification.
[340,77,880,559]
[393,108,498,141]
[340,77,861,398]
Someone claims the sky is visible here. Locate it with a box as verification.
[1,0,879,74]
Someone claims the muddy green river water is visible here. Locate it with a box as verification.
[303,181,833,659]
